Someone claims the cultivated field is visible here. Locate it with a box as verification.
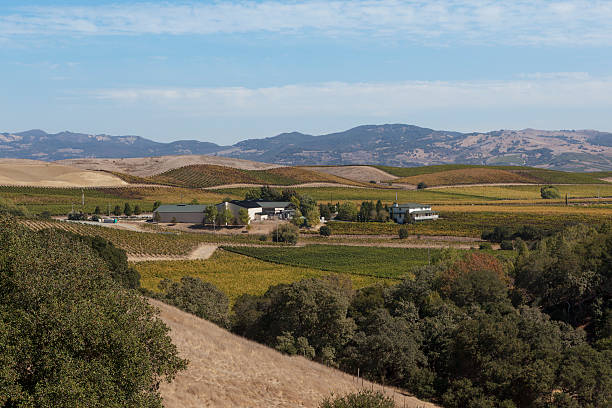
[305,165,398,183]
[0,159,127,187]
[154,299,437,408]
[135,250,384,302]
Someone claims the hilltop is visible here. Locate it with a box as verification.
[2,125,612,171]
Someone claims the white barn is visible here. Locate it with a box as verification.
[389,203,438,224]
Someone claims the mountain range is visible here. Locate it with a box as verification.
[2,125,612,171]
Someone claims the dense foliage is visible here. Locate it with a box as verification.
[540,185,561,199]
[156,277,230,328]
[231,235,612,407]
[271,223,299,244]
[0,216,187,407]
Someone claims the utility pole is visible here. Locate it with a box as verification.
[81,189,85,207]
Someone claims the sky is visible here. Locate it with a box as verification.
[1,0,612,144]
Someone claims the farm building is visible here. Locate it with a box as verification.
[221,200,294,223]
[389,203,438,224]
[153,204,208,223]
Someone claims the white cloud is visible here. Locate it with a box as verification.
[90,75,612,118]
[1,1,612,46]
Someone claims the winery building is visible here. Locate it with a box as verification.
[153,204,208,223]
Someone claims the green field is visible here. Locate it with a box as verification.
[223,244,444,278]
[134,250,385,302]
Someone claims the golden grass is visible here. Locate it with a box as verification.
[435,204,612,216]
[154,299,438,408]
[135,250,387,302]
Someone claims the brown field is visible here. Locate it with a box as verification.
[394,168,534,186]
[154,299,438,408]
[58,154,282,177]
[0,159,127,187]
[305,166,398,183]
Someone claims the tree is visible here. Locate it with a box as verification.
[417,182,428,190]
[204,205,218,228]
[541,185,561,199]
[158,277,230,328]
[398,226,409,239]
[153,211,161,223]
[217,208,233,226]
[238,208,250,225]
[336,202,358,221]
[271,223,299,244]
[319,204,332,220]
[133,204,142,215]
[0,217,187,407]
[94,205,101,215]
[319,225,331,237]
[152,201,162,210]
[305,206,321,227]
[124,203,133,216]
[112,205,122,216]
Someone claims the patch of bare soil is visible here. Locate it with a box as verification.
[0,159,127,187]
[128,244,218,262]
[306,166,398,183]
[602,177,612,183]
[152,299,439,408]
[58,155,281,177]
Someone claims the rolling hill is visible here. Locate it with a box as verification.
[3,125,612,171]
[153,299,438,408]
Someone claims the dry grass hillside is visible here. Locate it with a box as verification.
[153,299,438,408]
[59,155,281,177]
[305,166,398,183]
[0,159,127,187]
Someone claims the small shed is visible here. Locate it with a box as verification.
[154,204,208,223]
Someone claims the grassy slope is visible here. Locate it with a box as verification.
[154,299,438,408]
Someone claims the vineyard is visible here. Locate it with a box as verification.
[148,165,367,188]
[0,185,234,215]
[134,251,384,302]
[223,245,444,278]
[374,164,611,184]
[327,209,612,237]
[18,219,273,255]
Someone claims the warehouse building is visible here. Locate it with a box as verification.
[153,204,208,223]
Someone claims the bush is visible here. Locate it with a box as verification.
[0,217,186,406]
[319,390,395,408]
[417,181,428,189]
[319,225,331,237]
[500,240,514,250]
[158,276,230,328]
[336,202,358,221]
[541,185,561,199]
[271,223,299,245]
[479,242,492,250]
[398,226,409,239]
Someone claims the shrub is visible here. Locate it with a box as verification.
[541,185,561,199]
[112,205,122,216]
[479,242,492,250]
[319,390,395,408]
[500,240,514,250]
[124,203,133,216]
[271,223,299,245]
[319,225,331,237]
[398,226,409,239]
[158,276,230,328]
[258,234,268,241]
[133,204,142,215]
[417,181,428,189]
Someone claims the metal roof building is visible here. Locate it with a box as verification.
[154,204,208,223]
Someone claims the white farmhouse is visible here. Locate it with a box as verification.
[389,203,438,224]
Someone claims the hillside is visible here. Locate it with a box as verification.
[0,159,127,187]
[153,299,438,408]
[3,125,612,171]
[147,164,367,188]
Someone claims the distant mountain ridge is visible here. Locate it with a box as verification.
[2,125,612,171]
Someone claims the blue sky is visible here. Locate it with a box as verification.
[1,1,612,144]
